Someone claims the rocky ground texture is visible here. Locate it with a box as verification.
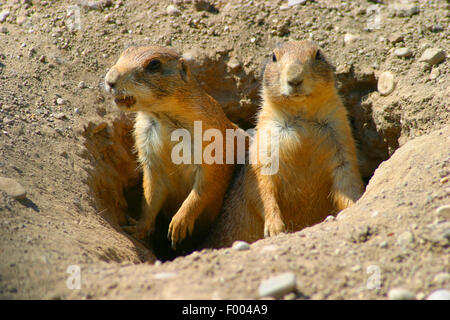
[0,0,449,299]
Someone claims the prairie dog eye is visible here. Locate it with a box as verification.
[145,59,162,72]
[272,53,277,62]
[315,50,323,61]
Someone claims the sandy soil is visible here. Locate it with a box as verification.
[0,0,448,299]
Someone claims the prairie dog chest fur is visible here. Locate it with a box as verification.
[253,105,341,171]
[134,112,197,194]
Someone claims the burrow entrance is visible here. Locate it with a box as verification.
[81,57,393,262]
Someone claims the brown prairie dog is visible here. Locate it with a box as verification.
[205,40,364,248]
[104,46,238,250]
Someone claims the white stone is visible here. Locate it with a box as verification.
[166,5,181,17]
[394,47,412,58]
[378,71,396,96]
[388,288,415,300]
[0,10,10,23]
[418,48,446,66]
[426,289,450,300]
[0,177,26,199]
[232,240,250,251]
[288,0,307,6]
[429,68,440,80]
[258,272,297,298]
[344,33,360,45]
[153,272,177,280]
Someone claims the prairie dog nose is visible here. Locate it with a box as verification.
[286,64,304,88]
[105,68,119,91]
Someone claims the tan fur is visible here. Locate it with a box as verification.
[104,46,238,249]
[205,40,364,248]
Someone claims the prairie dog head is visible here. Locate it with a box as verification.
[263,40,335,104]
[104,46,191,112]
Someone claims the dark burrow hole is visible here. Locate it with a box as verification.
[123,176,206,261]
[82,65,390,262]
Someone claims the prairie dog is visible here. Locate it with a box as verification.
[205,40,364,247]
[104,46,238,252]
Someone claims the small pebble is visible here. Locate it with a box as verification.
[351,265,361,272]
[227,57,241,71]
[390,3,419,17]
[429,68,440,80]
[104,13,114,23]
[0,177,27,199]
[166,5,181,17]
[283,292,297,300]
[379,240,388,248]
[325,215,335,222]
[0,10,10,23]
[394,47,412,58]
[232,240,250,251]
[396,231,414,247]
[54,113,66,120]
[418,48,446,66]
[378,71,396,96]
[258,272,297,298]
[433,273,450,284]
[388,33,403,44]
[56,98,65,105]
[344,33,360,45]
[436,205,450,220]
[426,289,450,300]
[153,272,177,280]
[78,81,87,89]
[388,288,415,300]
[288,0,307,6]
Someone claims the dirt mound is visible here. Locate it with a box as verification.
[0,0,448,299]
[62,126,450,299]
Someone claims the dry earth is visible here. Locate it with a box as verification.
[0,0,449,299]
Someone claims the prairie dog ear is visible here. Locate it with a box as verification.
[177,58,190,82]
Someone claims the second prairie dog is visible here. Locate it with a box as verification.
[205,40,364,248]
[104,46,239,250]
